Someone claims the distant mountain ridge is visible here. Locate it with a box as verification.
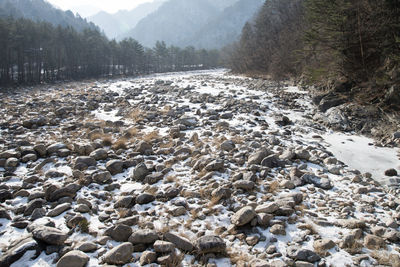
[88,0,165,39]
[121,0,263,49]
[0,0,98,32]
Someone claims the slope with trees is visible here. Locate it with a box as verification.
[0,0,97,32]
[227,0,400,96]
[0,17,220,87]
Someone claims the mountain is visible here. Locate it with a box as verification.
[185,0,264,49]
[0,0,97,32]
[71,5,101,18]
[89,0,165,39]
[122,0,262,48]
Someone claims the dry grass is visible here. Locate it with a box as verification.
[165,175,178,183]
[160,139,175,149]
[142,130,161,143]
[298,220,319,235]
[228,248,252,266]
[144,186,158,195]
[207,195,222,209]
[125,127,140,138]
[112,138,128,150]
[102,135,113,146]
[231,135,245,144]
[160,105,172,115]
[117,209,130,218]
[268,180,280,193]
[129,108,145,123]
[344,241,363,255]
[370,251,391,266]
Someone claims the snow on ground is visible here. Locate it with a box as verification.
[2,69,400,266]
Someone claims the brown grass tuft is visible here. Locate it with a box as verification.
[268,180,280,193]
[142,130,161,143]
[112,138,128,150]
[102,135,113,146]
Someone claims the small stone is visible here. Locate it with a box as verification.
[385,168,398,177]
[106,160,124,175]
[153,240,175,253]
[364,234,386,249]
[256,203,278,214]
[56,250,89,267]
[313,239,335,256]
[129,230,158,245]
[270,224,286,235]
[231,206,256,226]
[136,193,155,205]
[196,235,226,254]
[140,251,157,265]
[103,242,133,265]
[164,232,194,252]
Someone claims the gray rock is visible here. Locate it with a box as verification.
[136,193,155,205]
[89,148,108,161]
[231,206,256,226]
[385,168,398,177]
[135,141,153,154]
[153,240,175,253]
[196,235,226,254]
[129,230,158,245]
[248,149,270,165]
[220,140,235,151]
[46,143,67,155]
[32,226,68,245]
[103,242,133,265]
[24,199,45,216]
[106,224,132,242]
[56,250,89,267]
[301,174,333,190]
[140,251,157,265]
[287,246,321,263]
[76,242,98,252]
[114,196,135,209]
[261,155,283,168]
[255,203,279,214]
[270,224,286,235]
[92,171,112,184]
[204,160,224,172]
[75,156,97,167]
[0,235,40,267]
[132,163,149,181]
[47,203,71,217]
[164,232,194,252]
[106,160,124,175]
[233,180,255,191]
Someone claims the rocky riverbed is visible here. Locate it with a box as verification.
[0,69,400,267]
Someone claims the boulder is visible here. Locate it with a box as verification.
[231,206,256,226]
[56,251,89,267]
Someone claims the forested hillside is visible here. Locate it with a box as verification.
[227,0,400,101]
[122,0,261,49]
[88,1,165,39]
[0,0,97,32]
[0,17,219,86]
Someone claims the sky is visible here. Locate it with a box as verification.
[47,0,153,17]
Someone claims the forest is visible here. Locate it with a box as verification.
[226,0,400,95]
[0,17,219,86]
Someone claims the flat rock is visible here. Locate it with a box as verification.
[196,235,226,254]
[103,242,133,265]
[32,226,68,245]
[56,250,89,267]
[231,206,256,226]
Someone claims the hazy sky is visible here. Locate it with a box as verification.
[47,0,153,16]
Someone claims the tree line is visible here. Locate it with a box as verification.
[225,0,400,90]
[0,17,220,87]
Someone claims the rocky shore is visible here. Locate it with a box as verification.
[0,69,399,266]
